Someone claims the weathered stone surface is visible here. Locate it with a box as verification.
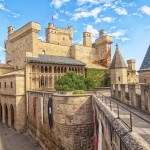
[28,91,94,150]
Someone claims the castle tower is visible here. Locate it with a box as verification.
[83,32,92,47]
[138,45,150,83]
[46,23,73,46]
[95,29,113,68]
[110,44,127,84]
[8,26,14,37]
[127,59,136,76]
[127,59,136,71]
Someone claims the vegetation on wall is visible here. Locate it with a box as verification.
[55,71,95,91]
[85,68,110,87]
[73,90,86,94]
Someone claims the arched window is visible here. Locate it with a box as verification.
[42,50,45,55]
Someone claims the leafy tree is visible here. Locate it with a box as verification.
[55,71,95,91]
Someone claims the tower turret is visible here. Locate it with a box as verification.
[110,44,127,84]
[95,29,112,68]
[83,32,92,47]
[8,26,14,37]
[46,23,73,46]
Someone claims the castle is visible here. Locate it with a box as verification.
[0,21,112,130]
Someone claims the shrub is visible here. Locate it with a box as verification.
[73,90,86,94]
[55,71,95,91]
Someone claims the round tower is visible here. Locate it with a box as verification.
[110,44,128,84]
[83,32,92,47]
[8,26,14,36]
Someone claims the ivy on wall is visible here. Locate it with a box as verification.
[85,68,110,87]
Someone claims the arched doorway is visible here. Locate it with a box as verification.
[4,104,8,125]
[0,103,2,123]
[10,105,14,127]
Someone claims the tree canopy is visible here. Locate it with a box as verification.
[55,71,95,91]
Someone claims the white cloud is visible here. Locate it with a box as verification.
[109,30,126,37]
[0,46,4,51]
[86,25,99,42]
[115,7,128,15]
[141,5,150,15]
[0,4,20,18]
[77,0,113,5]
[74,30,77,33]
[50,0,70,8]
[108,29,130,41]
[133,12,143,18]
[53,13,59,19]
[146,25,150,28]
[77,0,100,5]
[96,17,115,23]
[65,11,72,16]
[117,37,130,41]
[39,36,45,41]
[71,7,102,21]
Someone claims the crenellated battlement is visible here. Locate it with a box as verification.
[46,23,73,46]
[8,22,41,42]
[111,84,150,114]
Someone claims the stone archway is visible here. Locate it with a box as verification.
[4,104,8,125]
[10,104,15,128]
[0,103,2,123]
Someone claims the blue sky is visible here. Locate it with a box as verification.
[0,0,150,70]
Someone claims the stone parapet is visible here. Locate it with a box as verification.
[111,84,150,114]
[27,91,94,150]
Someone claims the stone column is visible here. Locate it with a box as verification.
[8,105,11,128]
[2,105,5,125]
[52,66,54,89]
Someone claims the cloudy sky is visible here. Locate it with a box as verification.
[0,0,150,69]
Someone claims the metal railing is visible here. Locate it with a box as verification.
[96,92,150,132]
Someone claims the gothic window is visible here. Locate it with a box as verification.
[41,66,44,73]
[49,66,52,73]
[41,76,44,86]
[45,66,48,73]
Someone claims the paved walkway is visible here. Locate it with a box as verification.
[0,124,43,150]
[99,96,150,146]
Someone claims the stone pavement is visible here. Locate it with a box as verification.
[0,124,43,150]
[99,96,150,146]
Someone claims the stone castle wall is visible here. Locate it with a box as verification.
[5,22,112,70]
[27,91,94,150]
[111,84,150,114]
[0,72,25,130]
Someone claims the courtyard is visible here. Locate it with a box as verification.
[0,124,42,150]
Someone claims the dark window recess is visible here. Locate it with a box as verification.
[4,82,6,88]
[118,76,121,81]
[0,82,1,88]
[11,82,13,88]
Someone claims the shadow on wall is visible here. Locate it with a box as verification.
[27,92,94,150]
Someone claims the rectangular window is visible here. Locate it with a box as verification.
[0,82,1,88]
[118,77,121,81]
[11,82,13,88]
[4,82,6,88]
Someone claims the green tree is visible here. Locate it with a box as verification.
[55,71,95,91]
